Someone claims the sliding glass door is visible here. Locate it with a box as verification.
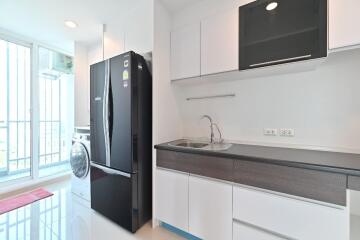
[0,36,74,185]
[38,47,74,178]
[0,39,31,183]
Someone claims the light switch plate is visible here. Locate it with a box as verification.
[263,128,278,136]
[279,128,295,137]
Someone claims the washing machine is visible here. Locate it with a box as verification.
[70,127,91,203]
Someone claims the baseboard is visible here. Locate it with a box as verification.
[0,172,71,199]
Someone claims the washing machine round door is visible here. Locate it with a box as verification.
[70,142,90,179]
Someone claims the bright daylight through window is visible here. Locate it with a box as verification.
[0,39,31,183]
[0,38,74,184]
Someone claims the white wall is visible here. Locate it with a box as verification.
[164,0,360,153]
[87,41,103,65]
[152,0,183,226]
[74,42,90,126]
[74,0,154,127]
[174,49,360,152]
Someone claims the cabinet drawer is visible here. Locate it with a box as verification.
[233,186,349,240]
[233,159,347,205]
[157,150,233,182]
[348,175,360,191]
[233,221,285,240]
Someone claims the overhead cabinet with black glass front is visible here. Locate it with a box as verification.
[239,0,328,70]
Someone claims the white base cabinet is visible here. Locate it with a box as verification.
[233,185,349,240]
[156,168,350,240]
[189,175,232,240]
[233,221,285,240]
[156,168,189,232]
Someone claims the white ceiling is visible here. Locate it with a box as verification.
[161,0,203,13]
[0,0,144,54]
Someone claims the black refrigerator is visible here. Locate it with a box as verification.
[90,51,152,233]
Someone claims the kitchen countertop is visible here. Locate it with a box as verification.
[155,140,360,176]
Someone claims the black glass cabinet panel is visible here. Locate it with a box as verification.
[109,54,133,173]
[90,165,139,232]
[239,0,327,70]
[90,62,107,166]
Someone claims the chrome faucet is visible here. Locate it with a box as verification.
[201,115,224,144]
[201,115,215,143]
[212,123,224,143]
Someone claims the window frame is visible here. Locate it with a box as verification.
[0,34,33,186]
[0,32,74,188]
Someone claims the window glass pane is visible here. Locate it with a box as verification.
[25,122,30,158]
[0,40,7,124]
[52,78,60,121]
[0,128,7,169]
[25,49,31,121]
[39,122,45,156]
[18,122,25,159]
[45,122,52,155]
[9,122,17,160]
[52,122,60,154]
[39,77,46,121]
[0,38,31,183]
[8,43,17,122]
[17,48,26,121]
[39,47,73,178]
[45,79,52,120]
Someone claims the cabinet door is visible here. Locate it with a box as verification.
[201,8,238,75]
[233,186,349,240]
[329,0,360,49]
[156,168,189,232]
[189,175,232,240]
[170,23,201,80]
[233,221,285,240]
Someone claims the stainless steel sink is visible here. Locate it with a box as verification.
[168,139,232,151]
[174,141,210,149]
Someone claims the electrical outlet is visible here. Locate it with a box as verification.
[279,128,295,137]
[263,128,278,136]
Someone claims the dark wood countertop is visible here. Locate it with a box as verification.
[155,140,360,176]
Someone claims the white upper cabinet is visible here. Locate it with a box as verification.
[201,8,239,75]
[329,0,360,50]
[170,23,201,80]
[189,175,233,240]
[156,169,189,232]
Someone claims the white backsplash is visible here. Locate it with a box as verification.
[174,49,360,153]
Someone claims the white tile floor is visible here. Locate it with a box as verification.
[2,180,358,240]
[0,181,185,240]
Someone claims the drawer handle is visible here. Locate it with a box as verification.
[91,163,131,178]
[249,55,312,67]
[233,218,297,240]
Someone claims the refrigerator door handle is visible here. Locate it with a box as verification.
[103,59,111,167]
[91,162,131,178]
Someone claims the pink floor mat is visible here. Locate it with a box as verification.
[0,188,53,214]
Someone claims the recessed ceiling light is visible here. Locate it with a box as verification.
[266,2,278,11]
[64,20,78,28]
